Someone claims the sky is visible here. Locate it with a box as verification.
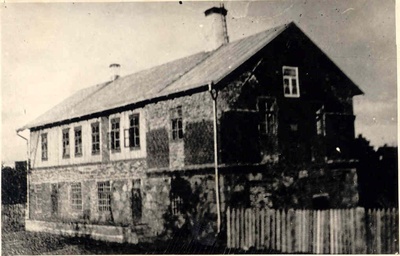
[1,0,397,165]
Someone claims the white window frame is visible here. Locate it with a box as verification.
[62,128,70,158]
[124,114,140,149]
[97,181,111,212]
[282,66,300,98]
[70,183,82,211]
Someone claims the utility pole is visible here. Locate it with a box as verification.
[209,82,221,233]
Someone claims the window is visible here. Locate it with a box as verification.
[62,128,70,158]
[316,106,325,136]
[110,118,120,151]
[282,66,300,97]
[171,106,183,140]
[98,181,111,212]
[70,183,82,210]
[41,133,48,160]
[34,184,42,213]
[74,127,82,157]
[124,114,140,148]
[91,122,100,154]
[171,192,184,215]
[258,98,277,135]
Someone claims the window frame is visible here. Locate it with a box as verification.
[170,106,183,141]
[124,114,140,149]
[62,128,70,159]
[316,106,326,136]
[34,184,43,213]
[171,192,184,215]
[257,97,278,136]
[91,122,100,155]
[97,181,111,212]
[282,66,300,98]
[110,118,121,152]
[70,183,82,211]
[41,133,48,161]
[74,126,83,157]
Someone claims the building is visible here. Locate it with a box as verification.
[17,6,363,244]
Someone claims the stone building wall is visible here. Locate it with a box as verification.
[29,159,164,230]
[144,91,214,170]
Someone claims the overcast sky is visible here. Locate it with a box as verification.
[1,0,397,165]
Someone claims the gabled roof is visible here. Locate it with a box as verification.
[19,22,362,131]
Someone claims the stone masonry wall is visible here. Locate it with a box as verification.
[145,91,214,170]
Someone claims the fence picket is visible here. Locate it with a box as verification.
[227,207,398,254]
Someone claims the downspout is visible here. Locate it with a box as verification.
[16,130,30,220]
[208,81,221,234]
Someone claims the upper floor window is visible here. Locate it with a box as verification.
[41,133,48,161]
[91,122,100,155]
[70,183,82,210]
[74,126,82,157]
[62,128,70,158]
[110,118,120,151]
[98,181,111,212]
[258,98,277,135]
[316,106,325,136]
[171,106,183,140]
[282,66,300,98]
[124,114,140,149]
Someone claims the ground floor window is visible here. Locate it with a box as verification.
[71,183,82,210]
[34,184,42,213]
[171,193,184,215]
[98,181,111,212]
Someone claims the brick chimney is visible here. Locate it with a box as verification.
[109,63,120,81]
[204,4,229,51]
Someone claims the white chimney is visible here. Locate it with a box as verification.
[109,63,120,81]
[204,4,229,51]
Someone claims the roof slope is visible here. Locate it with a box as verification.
[19,22,361,131]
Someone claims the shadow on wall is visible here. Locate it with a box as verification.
[163,174,219,246]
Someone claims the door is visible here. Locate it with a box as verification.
[131,179,142,223]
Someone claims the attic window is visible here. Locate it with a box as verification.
[283,66,300,98]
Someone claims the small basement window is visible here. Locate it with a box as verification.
[282,66,300,98]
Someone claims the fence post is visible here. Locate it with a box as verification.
[227,207,231,248]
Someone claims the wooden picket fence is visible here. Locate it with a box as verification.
[226,207,399,254]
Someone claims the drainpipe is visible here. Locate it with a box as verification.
[208,81,221,234]
[16,131,30,220]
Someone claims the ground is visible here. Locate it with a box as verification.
[2,228,279,255]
